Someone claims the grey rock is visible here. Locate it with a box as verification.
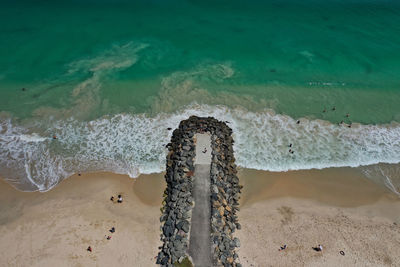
[221,254,227,263]
[156,252,164,264]
[176,220,190,233]
[163,225,174,237]
[161,256,169,265]
[182,221,190,233]
[233,237,240,248]
[171,254,177,264]
[173,240,184,251]
[160,214,167,222]
[211,184,219,194]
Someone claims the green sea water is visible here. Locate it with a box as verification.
[1,0,400,191]
[1,0,400,123]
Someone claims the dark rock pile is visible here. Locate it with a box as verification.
[209,122,242,267]
[157,116,241,267]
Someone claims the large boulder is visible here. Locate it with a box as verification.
[177,220,190,233]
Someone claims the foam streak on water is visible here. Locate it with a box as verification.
[1,105,400,192]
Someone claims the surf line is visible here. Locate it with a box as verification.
[157,116,242,267]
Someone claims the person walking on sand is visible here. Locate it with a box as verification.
[87,246,92,252]
[117,194,123,203]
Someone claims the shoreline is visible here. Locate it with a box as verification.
[0,167,399,266]
[2,103,400,195]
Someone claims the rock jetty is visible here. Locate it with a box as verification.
[156,116,242,267]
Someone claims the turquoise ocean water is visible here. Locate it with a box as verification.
[0,0,400,192]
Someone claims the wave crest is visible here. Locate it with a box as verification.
[1,105,400,192]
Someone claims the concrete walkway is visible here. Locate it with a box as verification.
[188,134,212,267]
[194,133,212,164]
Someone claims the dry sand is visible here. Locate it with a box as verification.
[0,172,165,267]
[236,168,400,267]
[0,167,399,267]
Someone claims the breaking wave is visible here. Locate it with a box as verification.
[1,104,400,192]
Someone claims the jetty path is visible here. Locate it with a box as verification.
[188,133,212,266]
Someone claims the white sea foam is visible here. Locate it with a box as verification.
[19,133,48,143]
[1,105,400,192]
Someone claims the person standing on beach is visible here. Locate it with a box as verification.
[279,244,287,251]
[313,244,323,252]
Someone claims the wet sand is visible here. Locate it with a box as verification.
[0,167,399,266]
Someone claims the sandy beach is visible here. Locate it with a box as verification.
[0,167,399,267]
[237,168,400,267]
[0,172,165,267]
